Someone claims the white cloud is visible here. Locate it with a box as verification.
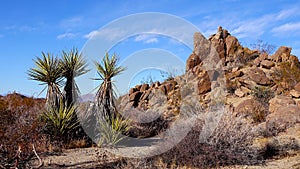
[276,8,299,20]
[271,22,300,34]
[83,28,126,41]
[134,34,158,44]
[57,32,76,39]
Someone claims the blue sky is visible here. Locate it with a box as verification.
[1,0,300,97]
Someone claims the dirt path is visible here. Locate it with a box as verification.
[30,146,300,169]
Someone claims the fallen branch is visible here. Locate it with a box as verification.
[14,145,22,168]
[31,144,43,169]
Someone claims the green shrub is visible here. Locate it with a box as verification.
[97,114,131,147]
[41,100,79,141]
[251,86,274,107]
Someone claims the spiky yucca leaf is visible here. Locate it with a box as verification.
[28,52,62,107]
[41,100,79,140]
[97,114,131,146]
[60,48,89,106]
[93,52,127,123]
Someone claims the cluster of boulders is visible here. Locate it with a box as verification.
[121,26,300,157]
[128,79,178,109]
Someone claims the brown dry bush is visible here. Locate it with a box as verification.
[0,93,48,168]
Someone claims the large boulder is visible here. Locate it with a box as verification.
[269,46,292,62]
[197,71,211,95]
[186,52,201,72]
[269,95,295,113]
[247,67,271,85]
[266,105,300,135]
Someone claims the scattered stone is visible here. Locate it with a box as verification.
[140,84,149,92]
[261,60,275,69]
[247,67,271,85]
[290,89,300,98]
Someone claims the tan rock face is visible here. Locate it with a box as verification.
[186,52,201,72]
[294,82,300,92]
[269,95,295,113]
[197,71,211,95]
[269,46,292,62]
[140,84,149,92]
[261,60,275,69]
[235,98,264,115]
[247,67,271,85]
[290,89,300,98]
[266,105,300,135]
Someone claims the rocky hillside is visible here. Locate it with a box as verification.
[118,26,300,162]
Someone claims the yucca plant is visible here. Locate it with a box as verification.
[60,48,89,107]
[97,114,131,146]
[28,52,62,108]
[93,52,127,123]
[41,99,79,141]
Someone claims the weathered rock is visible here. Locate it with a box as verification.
[269,95,295,113]
[261,60,275,69]
[164,80,178,93]
[186,52,201,72]
[140,84,149,92]
[235,98,264,114]
[197,71,211,95]
[225,36,239,57]
[290,89,300,98]
[294,82,300,92]
[129,91,142,103]
[266,105,300,135]
[247,67,271,85]
[135,85,142,91]
[140,90,151,101]
[269,46,292,62]
[129,88,137,95]
[226,70,244,80]
[234,86,251,97]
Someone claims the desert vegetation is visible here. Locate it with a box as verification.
[1,27,300,168]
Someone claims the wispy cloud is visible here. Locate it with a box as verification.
[271,22,300,36]
[83,28,126,41]
[198,7,300,40]
[134,34,158,44]
[0,34,3,38]
[276,8,299,20]
[57,32,76,39]
[60,16,83,29]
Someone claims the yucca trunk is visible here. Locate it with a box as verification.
[64,76,78,107]
[46,83,61,109]
[95,78,116,124]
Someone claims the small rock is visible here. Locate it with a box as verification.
[261,60,275,69]
[290,89,300,98]
[140,84,149,92]
[294,82,300,92]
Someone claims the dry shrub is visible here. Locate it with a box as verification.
[0,93,47,168]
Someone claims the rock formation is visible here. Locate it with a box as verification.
[119,27,300,157]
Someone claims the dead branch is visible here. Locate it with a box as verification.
[31,144,43,169]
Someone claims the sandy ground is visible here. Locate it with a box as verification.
[29,147,300,169]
